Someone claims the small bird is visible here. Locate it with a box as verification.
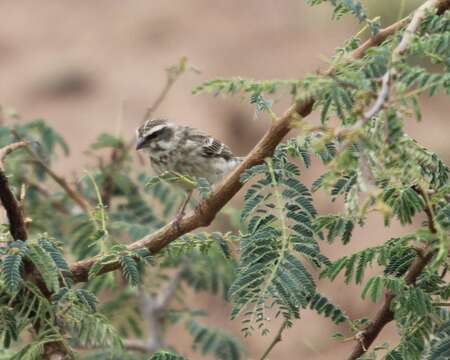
[136,119,241,219]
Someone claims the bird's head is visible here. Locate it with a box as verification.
[135,119,176,152]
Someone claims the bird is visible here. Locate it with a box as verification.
[136,119,242,220]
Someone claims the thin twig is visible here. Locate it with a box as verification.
[0,106,5,125]
[142,56,196,124]
[0,141,30,170]
[337,0,449,195]
[347,8,447,344]
[100,145,128,208]
[100,57,194,204]
[259,320,289,360]
[364,0,444,121]
[335,0,448,147]
[23,178,70,214]
[156,261,187,309]
[69,0,450,285]
[122,339,155,353]
[126,264,187,354]
[12,130,91,212]
[363,71,391,120]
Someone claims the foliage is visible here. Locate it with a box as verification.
[0,3,450,360]
[229,147,322,335]
[148,352,188,360]
[186,319,244,360]
[0,119,238,358]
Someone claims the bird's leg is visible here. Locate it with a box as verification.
[174,190,193,226]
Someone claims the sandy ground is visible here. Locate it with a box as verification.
[1,1,449,359]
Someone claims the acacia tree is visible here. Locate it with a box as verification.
[1,1,450,359]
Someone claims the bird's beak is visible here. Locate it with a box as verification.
[136,138,146,151]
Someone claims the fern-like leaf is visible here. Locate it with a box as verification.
[119,255,140,286]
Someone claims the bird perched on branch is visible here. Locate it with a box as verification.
[136,119,241,219]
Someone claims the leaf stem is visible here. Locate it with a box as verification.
[259,320,288,360]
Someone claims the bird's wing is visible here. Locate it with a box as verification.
[186,128,234,160]
[202,136,234,160]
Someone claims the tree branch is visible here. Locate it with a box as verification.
[347,2,450,357]
[0,142,69,358]
[69,0,450,284]
[122,339,155,353]
[125,265,186,354]
[23,178,70,215]
[141,56,195,124]
[155,261,186,309]
[101,58,194,205]
[12,132,92,213]
[0,106,5,125]
[0,141,30,171]
[100,145,128,208]
[364,0,447,120]
[348,194,438,359]
[0,141,30,240]
[70,99,311,282]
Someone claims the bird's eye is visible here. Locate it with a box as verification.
[145,127,165,141]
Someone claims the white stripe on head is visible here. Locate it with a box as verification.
[145,124,167,137]
[137,120,151,138]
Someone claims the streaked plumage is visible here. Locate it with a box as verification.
[136,119,241,184]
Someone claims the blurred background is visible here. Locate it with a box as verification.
[0,0,448,359]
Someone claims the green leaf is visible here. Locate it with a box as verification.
[27,243,60,293]
[119,255,139,286]
[148,351,188,360]
[308,293,349,324]
[186,319,244,360]
[362,276,384,303]
[1,245,26,293]
[90,133,124,150]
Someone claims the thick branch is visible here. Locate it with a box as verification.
[0,146,67,358]
[68,1,449,285]
[0,141,29,240]
[0,142,67,357]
